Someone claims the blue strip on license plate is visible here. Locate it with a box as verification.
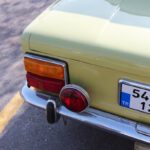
[120,92,131,108]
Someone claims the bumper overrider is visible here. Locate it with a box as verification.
[20,83,150,144]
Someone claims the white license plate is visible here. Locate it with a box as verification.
[119,80,150,114]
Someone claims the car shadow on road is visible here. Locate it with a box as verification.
[0,104,133,150]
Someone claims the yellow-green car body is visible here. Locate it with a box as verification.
[21,0,150,144]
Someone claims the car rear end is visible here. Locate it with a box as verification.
[20,0,150,145]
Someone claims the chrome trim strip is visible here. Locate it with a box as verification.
[136,124,150,137]
[20,84,150,144]
[24,53,69,85]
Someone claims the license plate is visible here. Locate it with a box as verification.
[119,80,150,114]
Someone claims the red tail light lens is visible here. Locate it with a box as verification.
[59,85,90,112]
[27,72,65,94]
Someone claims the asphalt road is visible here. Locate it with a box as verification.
[0,0,133,149]
[0,104,133,150]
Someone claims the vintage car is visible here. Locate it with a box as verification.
[20,0,150,149]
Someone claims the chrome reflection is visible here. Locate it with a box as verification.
[21,83,150,144]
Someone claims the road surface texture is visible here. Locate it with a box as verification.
[0,0,133,150]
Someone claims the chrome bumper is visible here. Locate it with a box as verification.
[21,84,150,144]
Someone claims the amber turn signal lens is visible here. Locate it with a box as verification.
[24,57,64,80]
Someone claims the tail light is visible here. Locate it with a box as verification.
[24,54,68,94]
[26,73,65,93]
[59,84,90,112]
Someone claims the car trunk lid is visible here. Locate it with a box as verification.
[26,0,150,78]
